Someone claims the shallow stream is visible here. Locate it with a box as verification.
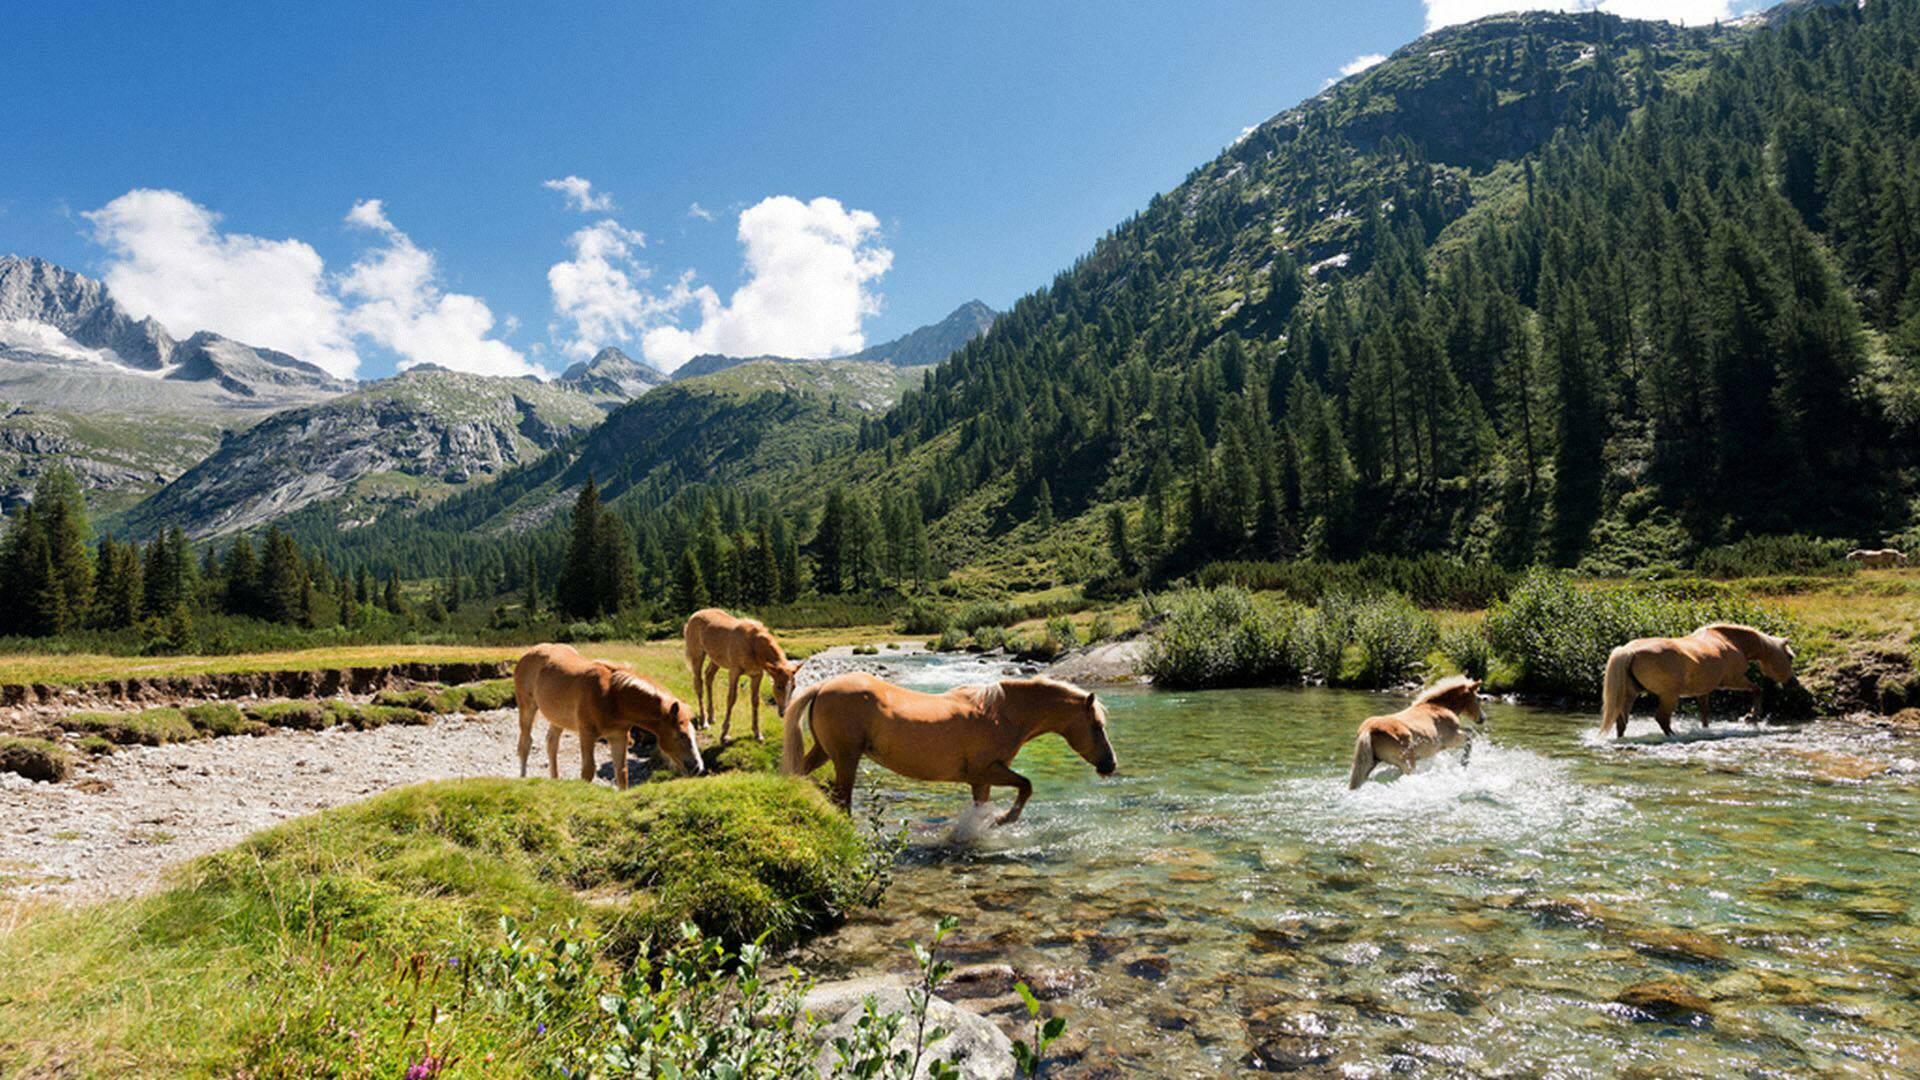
[798,654,1920,1076]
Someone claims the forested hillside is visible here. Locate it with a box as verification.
[818,0,1917,580]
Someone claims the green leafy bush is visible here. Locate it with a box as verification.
[1440,624,1493,681]
[1086,614,1116,643]
[61,708,198,746]
[1484,571,1782,697]
[971,625,1008,652]
[1351,594,1440,687]
[1290,592,1358,684]
[955,602,1020,632]
[898,599,951,635]
[933,625,967,652]
[0,737,71,782]
[1045,616,1080,654]
[1198,555,1513,609]
[1143,587,1307,688]
[1695,535,1856,578]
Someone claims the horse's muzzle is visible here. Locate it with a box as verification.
[1096,757,1117,778]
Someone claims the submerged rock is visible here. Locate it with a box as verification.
[1616,977,1715,1025]
[805,975,1016,1080]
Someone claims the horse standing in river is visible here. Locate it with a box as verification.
[683,608,800,741]
[780,673,1117,824]
[1348,675,1486,789]
[1599,623,1795,740]
[514,643,705,787]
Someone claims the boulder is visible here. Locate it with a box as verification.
[805,975,1015,1080]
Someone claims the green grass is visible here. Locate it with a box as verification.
[243,700,331,730]
[59,707,200,746]
[0,775,874,1075]
[184,703,267,738]
[0,736,71,782]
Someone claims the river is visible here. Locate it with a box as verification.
[795,654,1920,1076]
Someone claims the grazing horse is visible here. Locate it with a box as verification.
[780,673,1117,825]
[1348,676,1486,789]
[684,608,799,741]
[514,643,704,788]
[1847,548,1908,569]
[1599,623,1795,740]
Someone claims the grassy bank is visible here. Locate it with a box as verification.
[0,774,878,1075]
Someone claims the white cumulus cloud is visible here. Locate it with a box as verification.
[341,199,538,377]
[637,196,892,370]
[1325,52,1389,88]
[687,202,716,221]
[543,175,614,213]
[84,189,360,377]
[546,219,667,360]
[84,189,530,380]
[1423,0,1734,31]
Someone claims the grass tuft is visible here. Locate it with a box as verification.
[0,736,72,782]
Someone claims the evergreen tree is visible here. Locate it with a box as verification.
[673,548,708,615]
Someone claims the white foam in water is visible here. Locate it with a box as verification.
[946,801,1003,844]
[1578,715,1778,748]
[892,656,1018,690]
[1292,741,1633,849]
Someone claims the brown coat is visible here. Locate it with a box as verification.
[514,643,704,787]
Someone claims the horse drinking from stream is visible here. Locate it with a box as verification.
[1600,623,1795,740]
[781,673,1117,824]
[684,608,799,741]
[514,643,705,787]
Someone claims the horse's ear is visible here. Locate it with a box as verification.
[1468,679,1482,692]
[1086,692,1098,713]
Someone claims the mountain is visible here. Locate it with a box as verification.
[669,301,997,381]
[0,255,350,407]
[849,300,998,367]
[556,346,669,401]
[0,405,227,514]
[122,367,609,538]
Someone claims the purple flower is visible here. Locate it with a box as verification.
[405,1055,443,1080]
[536,1023,547,1036]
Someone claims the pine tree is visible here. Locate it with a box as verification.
[562,476,603,618]
[673,549,708,615]
[1033,479,1054,533]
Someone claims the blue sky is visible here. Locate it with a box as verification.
[1,0,1757,380]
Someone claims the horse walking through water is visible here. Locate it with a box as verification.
[684,608,800,741]
[1599,623,1795,740]
[780,673,1117,824]
[514,643,704,788]
[1348,676,1486,789]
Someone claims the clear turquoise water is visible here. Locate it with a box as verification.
[797,656,1920,1076]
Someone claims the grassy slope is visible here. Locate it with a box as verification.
[0,775,868,1076]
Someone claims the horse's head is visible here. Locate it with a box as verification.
[1419,675,1486,725]
[615,678,705,776]
[1070,692,1119,777]
[768,660,800,712]
[1763,635,1796,685]
[1004,677,1117,777]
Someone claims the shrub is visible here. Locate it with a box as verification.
[852,644,879,656]
[955,601,1021,632]
[1143,587,1308,688]
[1086,613,1117,643]
[1291,592,1359,684]
[0,737,72,782]
[1484,570,1782,698]
[61,708,198,746]
[934,625,967,652]
[898,599,950,635]
[972,624,1008,652]
[1440,624,1493,681]
[557,620,617,643]
[1351,594,1440,688]
[1045,616,1080,654]
[1695,535,1856,578]
[1198,555,1513,610]
[245,700,331,730]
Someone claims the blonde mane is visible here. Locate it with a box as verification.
[1416,674,1480,706]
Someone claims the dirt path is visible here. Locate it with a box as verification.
[0,710,535,902]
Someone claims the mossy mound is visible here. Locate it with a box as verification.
[60,707,200,746]
[0,736,72,782]
[185,703,268,738]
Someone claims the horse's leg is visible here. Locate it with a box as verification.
[1724,671,1762,722]
[702,660,722,728]
[829,754,858,812]
[721,670,741,741]
[1698,693,1710,731]
[801,742,829,775]
[686,645,706,724]
[1654,697,1676,739]
[546,726,563,778]
[517,700,537,778]
[578,729,597,783]
[979,762,1033,826]
[749,672,765,741]
[608,730,629,790]
[971,782,993,806]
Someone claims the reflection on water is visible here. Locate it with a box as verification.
[797,659,1920,1076]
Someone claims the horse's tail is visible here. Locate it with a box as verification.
[1348,727,1376,790]
[1601,645,1638,734]
[780,683,822,776]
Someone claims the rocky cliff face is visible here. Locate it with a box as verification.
[123,368,608,538]
[0,405,226,514]
[555,346,668,401]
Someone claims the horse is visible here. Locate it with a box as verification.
[1599,623,1795,740]
[1348,675,1486,789]
[780,673,1117,825]
[513,643,704,788]
[1846,549,1908,569]
[683,608,800,741]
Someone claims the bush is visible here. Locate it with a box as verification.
[61,708,199,746]
[244,700,331,730]
[1045,616,1080,654]
[1695,535,1856,578]
[955,601,1021,632]
[1198,555,1513,610]
[557,620,617,643]
[1440,624,1493,681]
[1086,613,1117,643]
[184,703,266,738]
[0,736,72,782]
[972,624,1008,652]
[934,625,967,652]
[1351,594,1440,688]
[898,599,951,635]
[1290,592,1359,684]
[1484,570,1782,698]
[1143,587,1307,688]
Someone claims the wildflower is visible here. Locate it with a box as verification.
[404,1055,443,1080]
[537,1023,547,1036]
